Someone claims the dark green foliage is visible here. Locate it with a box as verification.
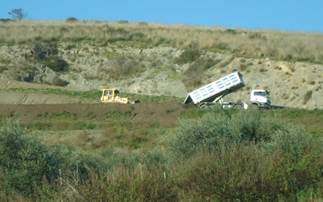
[171,110,285,156]
[31,40,59,61]
[138,21,149,26]
[118,20,129,24]
[0,122,109,196]
[66,17,78,22]
[0,122,61,195]
[0,18,12,22]
[14,64,38,82]
[42,56,69,72]
[171,115,238,156]
[171,109,323,201]
[225,29,238,34]
[175,42,201,64]
[51,76,69,86]
[177,142,322,202]
[30,40,69,72]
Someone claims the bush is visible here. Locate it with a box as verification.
[51,76,69,86]
[177,145,274,201]
[171,114,238,157]
[175,43,201,64]
[31,40,59,61]
[66,17,78,22]
[0,122,62,195]
[173,110,323,201]
[30,40,69,72]
[117,20,129,24]
[171,110,285,156]
[0,121,110,197]
[43,56,69,72]
[0,18,12,22]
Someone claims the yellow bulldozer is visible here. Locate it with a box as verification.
[100,88,139,104]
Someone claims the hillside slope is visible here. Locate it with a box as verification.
[0,21,322,108]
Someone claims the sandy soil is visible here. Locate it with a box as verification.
[0,92,81,104]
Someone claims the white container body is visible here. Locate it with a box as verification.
[184,72,244,104]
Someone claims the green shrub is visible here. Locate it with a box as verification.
[171,110,285,156]
[43,56,69,72]
[225,29,238,35]
[51,76,69,86]
[66,17,78,22]
[0,122,62,195]
[31,40,59,61]
[0,18,12,22]
[171,114,238,157]
[231,110,284,143]
[177,145,275,201]
[138,21,149,26]
[118,20,129,24]
[177,141,322,202]
[143,149,169,168]
[175,43,201,64]
[30,40,69,72]
[106,152,141,169]
[172,110,323,201]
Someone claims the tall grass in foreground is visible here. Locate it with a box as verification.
[0,109,322,201]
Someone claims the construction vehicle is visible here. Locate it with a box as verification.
[184,71,276,109]
[100,88,139,104]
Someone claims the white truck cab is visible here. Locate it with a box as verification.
[250,89,271,107]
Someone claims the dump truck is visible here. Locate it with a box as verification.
[184,71,275,109]
[100,88,139,104]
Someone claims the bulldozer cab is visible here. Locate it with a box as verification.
[102,89,118,97]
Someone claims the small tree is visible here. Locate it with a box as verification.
[8,8,26,21]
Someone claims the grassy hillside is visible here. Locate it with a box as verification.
[1,21,323,64]
[0,20,322,108]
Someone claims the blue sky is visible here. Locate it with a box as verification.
[1,0,322,32]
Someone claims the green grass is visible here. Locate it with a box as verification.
[0,108,322,201]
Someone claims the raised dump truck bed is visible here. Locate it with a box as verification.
[184,71,244,105]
